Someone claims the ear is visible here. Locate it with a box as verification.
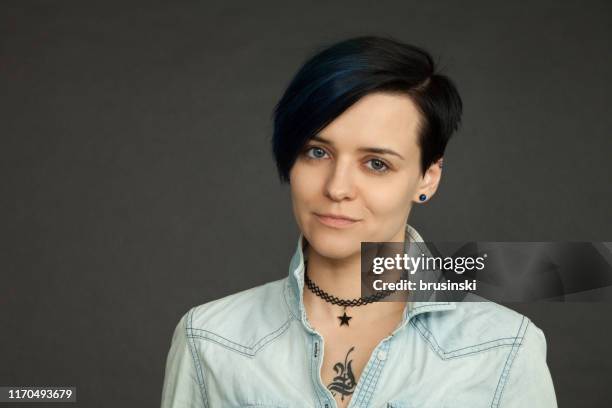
[414,157,444,203]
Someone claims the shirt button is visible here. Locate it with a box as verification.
[377,350,387,361]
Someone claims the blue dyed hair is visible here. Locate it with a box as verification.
[271,36,463,183]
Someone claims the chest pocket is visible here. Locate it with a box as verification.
[410,314,526,360]
[189,318,292,357]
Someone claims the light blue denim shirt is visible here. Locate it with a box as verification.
[161,225,557,407]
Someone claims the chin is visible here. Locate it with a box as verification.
[305,226,362,260]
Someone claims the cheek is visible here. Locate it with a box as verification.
[362,174,416,217]
[289,163,321,212]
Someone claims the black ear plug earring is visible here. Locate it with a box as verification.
[419,194,427,202]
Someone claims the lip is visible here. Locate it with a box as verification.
[314,213,361,228]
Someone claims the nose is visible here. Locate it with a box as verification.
[324,158,356,202]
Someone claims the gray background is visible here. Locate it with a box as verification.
[1,0,610,407]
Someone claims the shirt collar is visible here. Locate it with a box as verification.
[283,224,456,334]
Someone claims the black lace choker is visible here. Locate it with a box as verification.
[303,261,397,327]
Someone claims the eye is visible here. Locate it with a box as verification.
[366,158,390,173]
[305,146,329,159]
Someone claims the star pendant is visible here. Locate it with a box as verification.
[338,310,352,327]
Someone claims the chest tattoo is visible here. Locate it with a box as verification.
[327,346,357,401]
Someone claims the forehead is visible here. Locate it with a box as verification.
[319,92,422,151]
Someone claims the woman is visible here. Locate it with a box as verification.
[161,36,557,407]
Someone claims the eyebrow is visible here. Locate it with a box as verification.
[310,134,405,160]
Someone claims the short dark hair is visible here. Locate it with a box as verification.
[271,35,463,183]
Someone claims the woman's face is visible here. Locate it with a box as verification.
[289,91,442,260]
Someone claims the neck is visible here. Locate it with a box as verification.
[301,232,408,325]
[305,244,362,300]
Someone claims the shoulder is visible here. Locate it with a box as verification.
[189,278,288,327]
[412,297,546,360]
[177,278,293,357]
